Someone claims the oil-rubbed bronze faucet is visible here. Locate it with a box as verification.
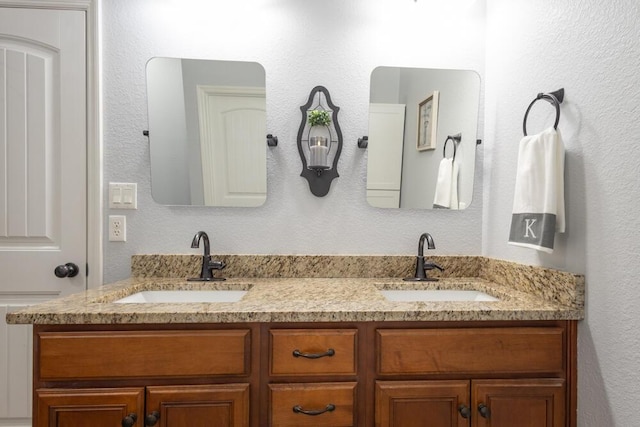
[189,231,226,281]
[404,232,444,282]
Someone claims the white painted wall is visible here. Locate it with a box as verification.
[483,0,640,425]
[102,0,486,282]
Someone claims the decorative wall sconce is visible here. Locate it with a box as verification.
[297,86,343,197]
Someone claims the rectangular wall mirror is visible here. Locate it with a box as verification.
[367,66,480,210]
[146,58,267,207]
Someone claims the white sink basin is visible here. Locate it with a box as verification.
[114,290,247,304]
[380,289,499,302]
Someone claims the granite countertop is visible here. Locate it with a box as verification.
[5,255,584,325]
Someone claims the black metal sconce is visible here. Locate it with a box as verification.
[296,86,343,197]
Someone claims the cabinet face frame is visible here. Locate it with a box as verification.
[32,320,576,427]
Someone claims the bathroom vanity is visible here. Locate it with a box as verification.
[7,255,583,427]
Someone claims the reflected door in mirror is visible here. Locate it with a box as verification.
[146,58,267,207]
[197,86,266,207]
[367,104,406,208]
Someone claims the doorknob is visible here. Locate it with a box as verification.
[54,263,79,278]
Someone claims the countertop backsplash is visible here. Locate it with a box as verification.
[131,254,583,310]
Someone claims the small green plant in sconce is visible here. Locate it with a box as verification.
[308,109,332,127]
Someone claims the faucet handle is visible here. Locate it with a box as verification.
[424,262,444,272]
[209,260,226,270]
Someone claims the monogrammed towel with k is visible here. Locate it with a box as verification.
[508,127,565,253]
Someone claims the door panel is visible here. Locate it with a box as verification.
[35,387,144,427]
[0,5,88,424]
[367,103,405,208]
[0,6,87,295]
[376,380,470,427]
[198,85,266,207]
[472,379,565,427]
[366,103,406,191]
[146,384,250,427]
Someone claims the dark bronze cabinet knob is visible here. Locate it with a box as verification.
[121,413,137,427]
[54,262,79,278]
[478,403,491,418]
[145,411,160,426]
[458,404,471,419]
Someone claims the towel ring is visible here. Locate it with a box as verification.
[522,88,564,136]
[443,133,461,161]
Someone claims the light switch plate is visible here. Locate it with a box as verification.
[109,182,137,209]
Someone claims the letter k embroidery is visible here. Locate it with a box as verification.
[524,218,537,238]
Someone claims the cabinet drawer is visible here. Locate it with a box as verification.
[37,330,250,381]
[269,382,356,426]
[270,329,357,376]
[377,327,564,375]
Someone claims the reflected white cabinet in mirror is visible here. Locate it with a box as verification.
[146,58,267,207]
[367,67,480,210]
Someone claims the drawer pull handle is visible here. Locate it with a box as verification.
[458,404,471,419]
[121,413,137,427]
[478,403,491,418]
[293,403,336,416]
[292,348,335,359]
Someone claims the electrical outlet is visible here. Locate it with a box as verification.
[108,215,126,242]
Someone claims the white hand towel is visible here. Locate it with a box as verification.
[433,158,459,209]
[508,127,565,253]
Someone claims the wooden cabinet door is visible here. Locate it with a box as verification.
[472,379,565,427]
[376,380,470,427]
[145,384,250,427]
[35,387,144,427]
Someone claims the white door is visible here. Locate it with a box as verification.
[0,5,87,425]
[197,86,267,207]
[366,103,406,208]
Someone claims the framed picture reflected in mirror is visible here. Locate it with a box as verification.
[417,90,439,151]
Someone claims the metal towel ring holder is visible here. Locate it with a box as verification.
[522,88,565,136]
[443,133,461,161]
